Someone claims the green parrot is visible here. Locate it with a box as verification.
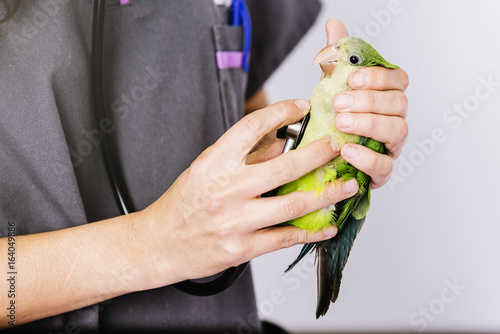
[277,37,398,318]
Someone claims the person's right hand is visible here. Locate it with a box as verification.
[134,99,360,290]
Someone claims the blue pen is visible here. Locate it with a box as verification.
[230,0,251,72]
[231,0,242,26]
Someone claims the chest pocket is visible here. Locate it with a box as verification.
[211,24,248,130]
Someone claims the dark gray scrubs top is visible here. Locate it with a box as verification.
[0,0,320,333]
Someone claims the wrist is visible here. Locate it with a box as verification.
[118,204,182,292]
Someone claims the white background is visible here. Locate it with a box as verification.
[251,0,500,333]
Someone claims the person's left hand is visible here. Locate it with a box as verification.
[249,19,409,190]
[327,19,409,189]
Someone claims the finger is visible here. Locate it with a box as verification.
[335,113,408,158]
[325,18,349,45]
[218,99,310,160]
[332,89,408,119]
[340,144,393,189]
[247,225,337,259]
[348,67,409,92]
[240,140,339,198]
[245,178,358,230]
[246,139,285,165]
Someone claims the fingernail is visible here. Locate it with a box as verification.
[323,226,338,237]
[343,146,359,159]
[351,71,368,88]
[333,93,353,111]
[344,179,358,193]
[336,114,354,128]
[294,99,310,112]
[330,140,340,153]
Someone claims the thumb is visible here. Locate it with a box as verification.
[326,18,350,45]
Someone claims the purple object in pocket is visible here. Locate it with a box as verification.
[216,51,244,69]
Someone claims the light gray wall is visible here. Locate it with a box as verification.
[251,0,500,332]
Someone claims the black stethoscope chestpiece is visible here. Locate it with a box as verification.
[259,112,310,200]
[276,112,311,153]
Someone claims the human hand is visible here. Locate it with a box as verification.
[137,100,360,288]
[326,19,409,189]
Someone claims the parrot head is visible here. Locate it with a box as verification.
[313,37,398,76]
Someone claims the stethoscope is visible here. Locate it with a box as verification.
[91,0,309,296]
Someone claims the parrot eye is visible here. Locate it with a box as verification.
[348,54,362,65]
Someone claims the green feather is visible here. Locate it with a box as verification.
[336,37,398,70]
[353,190,370,220]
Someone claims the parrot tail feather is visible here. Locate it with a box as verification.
[315,216,366,318]
[285,242,316,273]
[316,238,340,318]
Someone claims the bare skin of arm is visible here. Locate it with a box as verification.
[245,87,269,114]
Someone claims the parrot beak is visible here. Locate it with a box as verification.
[313,45,339,76]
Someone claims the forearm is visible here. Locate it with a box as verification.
[0,210,170,328]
